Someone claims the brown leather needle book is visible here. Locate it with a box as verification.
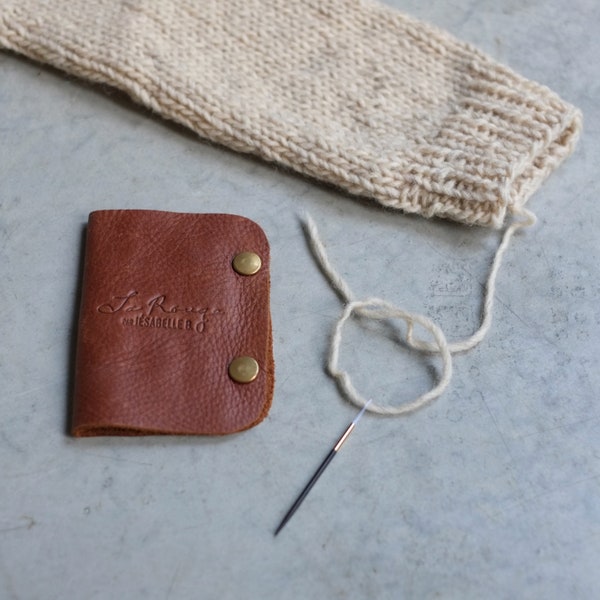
[71,210,274,436]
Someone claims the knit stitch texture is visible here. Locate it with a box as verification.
[0,0,582,227]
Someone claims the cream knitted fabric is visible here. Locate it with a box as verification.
[0,0,581,226]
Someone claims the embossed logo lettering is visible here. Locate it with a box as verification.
[97,291,220,333]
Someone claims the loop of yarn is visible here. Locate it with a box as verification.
[328,297,453,416]
[303,208,535,415]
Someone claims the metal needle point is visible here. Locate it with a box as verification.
[274,399,372,536]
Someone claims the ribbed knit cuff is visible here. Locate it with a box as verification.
[0,0,582,227]
[393,30,583,227]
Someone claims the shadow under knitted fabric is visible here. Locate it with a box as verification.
[302,206,537,416]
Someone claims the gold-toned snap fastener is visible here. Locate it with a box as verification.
[228,356,260,383]
[232,252,262,276]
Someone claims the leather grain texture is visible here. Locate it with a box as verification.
[71,210,273,436]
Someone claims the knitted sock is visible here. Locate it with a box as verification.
[0,0,581,226]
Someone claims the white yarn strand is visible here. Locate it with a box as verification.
[302,216,355,304]
[304,209,535,416]
[406,207,537,354]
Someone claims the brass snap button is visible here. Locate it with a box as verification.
[228,356,260,383]
[232,252,262,276]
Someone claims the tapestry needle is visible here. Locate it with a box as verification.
[274,399,372,536]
